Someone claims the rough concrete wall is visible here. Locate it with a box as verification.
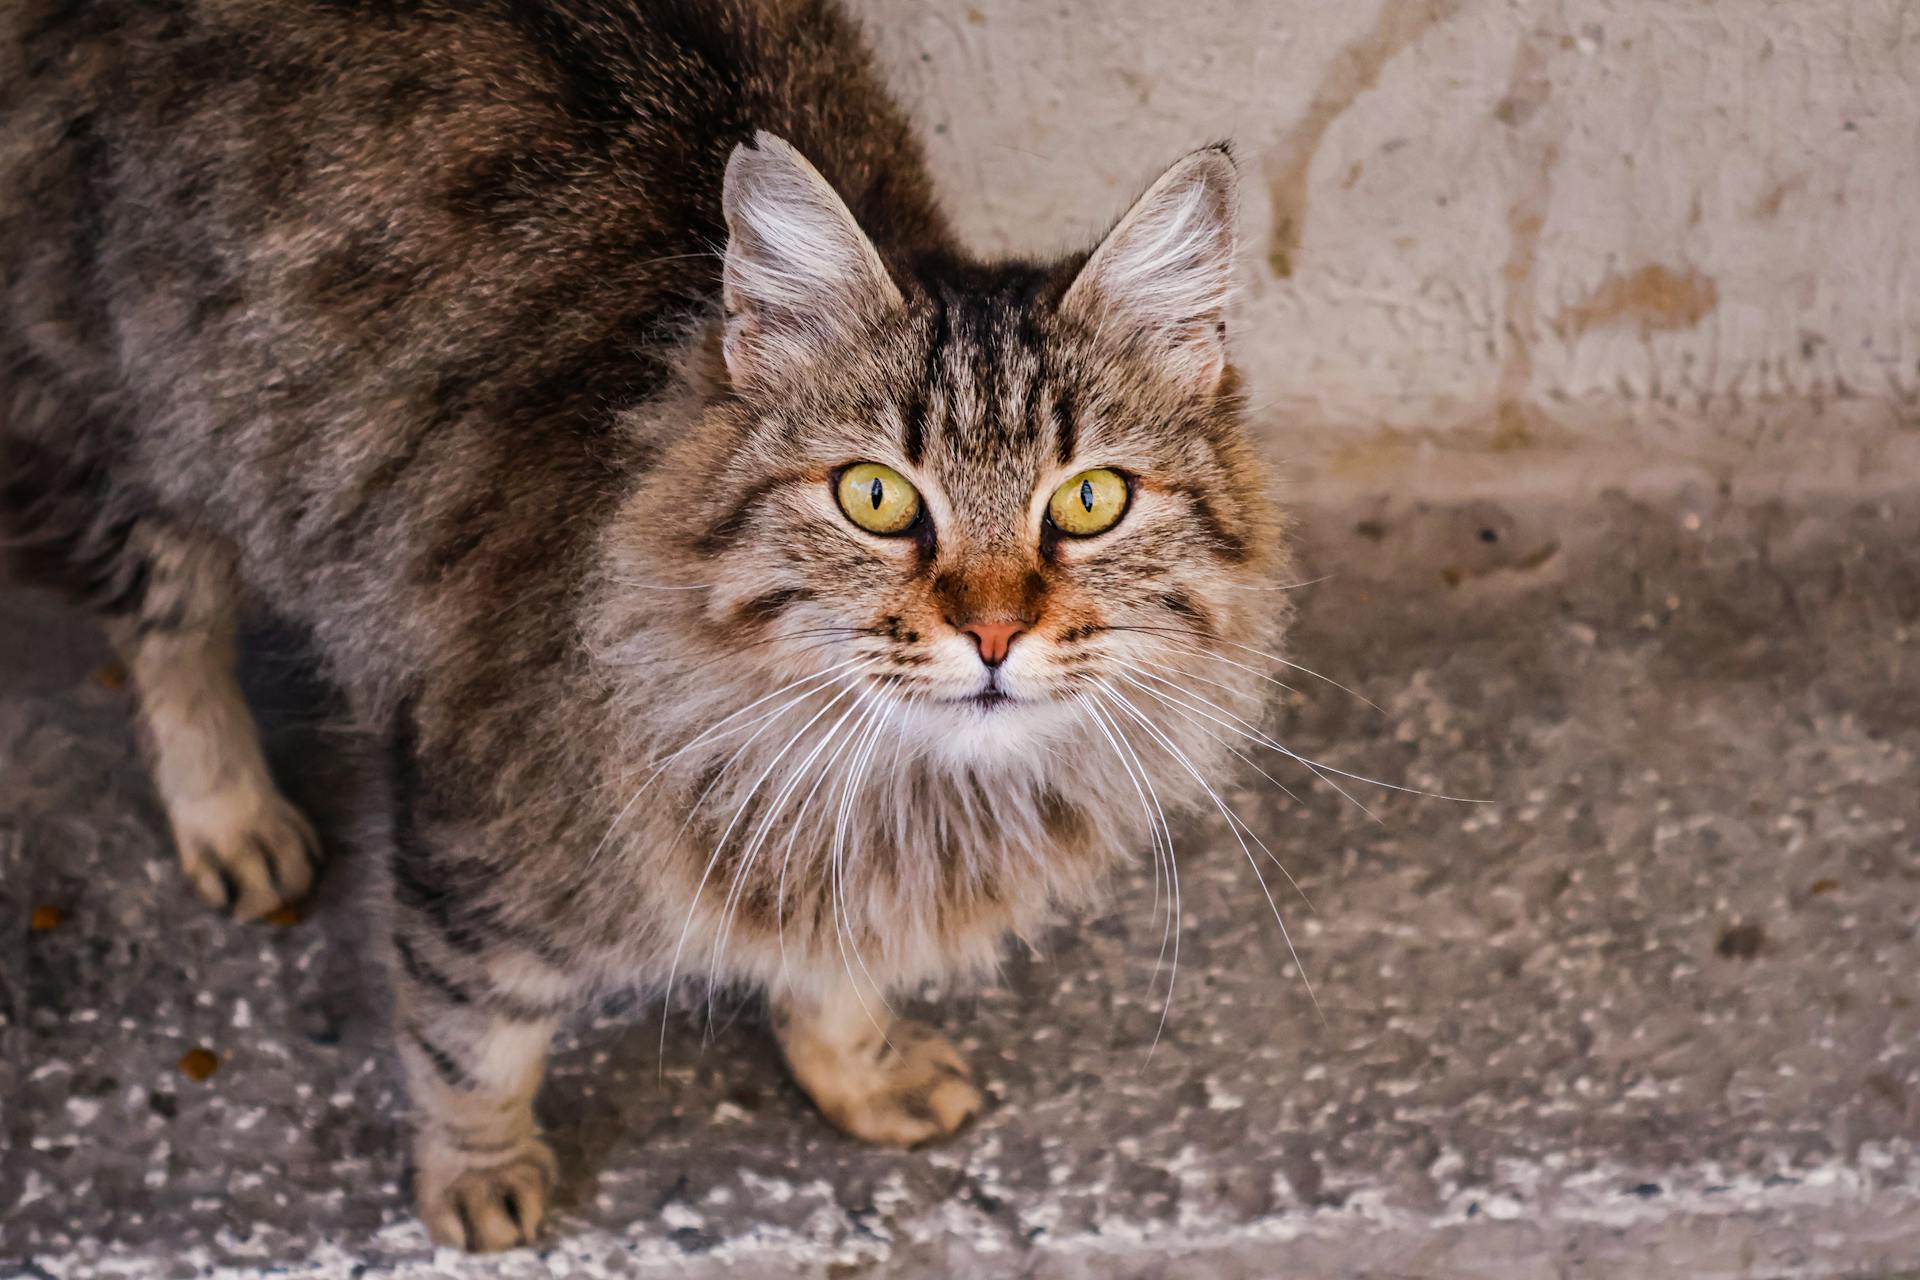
[845,0,1920,497]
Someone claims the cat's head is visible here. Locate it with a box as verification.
[640,133,1288,771]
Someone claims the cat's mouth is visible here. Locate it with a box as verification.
[950,689,1015,710]
[948,679,1021,710]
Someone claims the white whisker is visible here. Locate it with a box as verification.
[1078,692,1181,1056]
[705,681,878,1017]
[1161,641,1301,700]
[608,578,715,590]
[1122,667,1487,806]
[1200,638,1384,715]
[1249,574,1333,592]
[1109,653,1263,707]
[773,687,878,986]
[589,655,873,867]
[1107,675,1316,912]
[828,685,901,1038]
[658,672,868,1062]
[1119,668,1383,823]
[1127,629,1380,714]
[1093,681,1325,1027]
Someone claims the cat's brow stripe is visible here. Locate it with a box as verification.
[1053,381,1078,466]
[1171,482,1251,563]
[695,471,808,555]
[899,386,928,469]
[905,296,949,466]
[732,587,813,627]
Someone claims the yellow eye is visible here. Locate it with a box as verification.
[1047,468,1129,537]
[835,462,922,536]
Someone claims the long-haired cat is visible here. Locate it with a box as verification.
[1,0,1290,1250]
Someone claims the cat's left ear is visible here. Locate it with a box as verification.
[721,131,903,388]
[1062,144,1238,395]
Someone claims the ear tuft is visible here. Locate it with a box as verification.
[721,132,902,388]
[1062,145,1239,393]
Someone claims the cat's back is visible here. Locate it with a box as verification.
[2,0,949,643]
[4,0,947,388]
[3,0,948,333]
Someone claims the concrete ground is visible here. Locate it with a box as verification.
[3,489,1918,1279]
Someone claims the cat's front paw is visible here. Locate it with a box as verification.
[167,784,319,921]
[784,1018,985,1147]
[415,1135,558,1252]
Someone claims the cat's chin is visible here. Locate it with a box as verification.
[900,691,1084,772]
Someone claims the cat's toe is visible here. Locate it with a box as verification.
[417,1139,557,1253]
[820,1029,985,1147]
[170,787,318,921]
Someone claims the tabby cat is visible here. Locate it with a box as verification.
[1,0,1290,1251]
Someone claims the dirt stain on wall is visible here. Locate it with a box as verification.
[1492,34,1560,450]
[1264,0,1462,278]
[1754,173,1806,219]
[1553,264,1720,338]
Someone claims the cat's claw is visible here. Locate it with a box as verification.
[416,1136,557,1253]
[169,784,318,921]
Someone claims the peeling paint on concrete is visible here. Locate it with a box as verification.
[1261,0,1462,279]
[1555,264,1720,339]
[1492,31,1562,450]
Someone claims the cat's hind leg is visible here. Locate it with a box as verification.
[107,521,319,920]
[1,435,318,917]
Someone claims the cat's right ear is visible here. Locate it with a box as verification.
[721,132,903,389]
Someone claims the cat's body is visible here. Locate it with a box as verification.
[2,0,1289,1250]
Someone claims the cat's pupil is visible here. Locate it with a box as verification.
[870,477,884,509]
[1079,478,1094,512]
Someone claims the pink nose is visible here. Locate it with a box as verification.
[963,621,1025,667]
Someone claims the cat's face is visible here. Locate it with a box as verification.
[673,136,1285,769]
[694,297,1278,768]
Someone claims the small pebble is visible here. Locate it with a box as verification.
[1715,923,1765,960]
[178,1048,221,1082]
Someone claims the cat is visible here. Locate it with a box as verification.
[1,0,1290,1251]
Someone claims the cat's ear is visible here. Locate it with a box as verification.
[1062,145,1238,394]
[721,132,903,387]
